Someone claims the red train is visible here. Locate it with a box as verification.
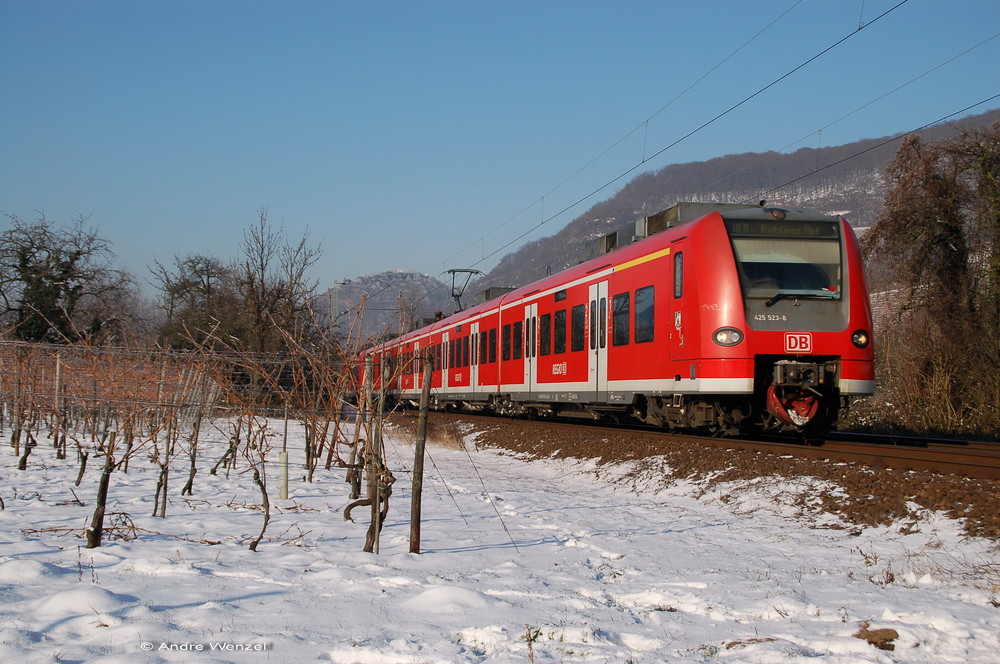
[364,202,874,435]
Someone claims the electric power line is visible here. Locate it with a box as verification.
[433,0,808,274]
[456,0,913,273]
[695,29,1000,196]
[753,91,1000,201]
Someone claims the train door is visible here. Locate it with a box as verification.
[588,281,609,400]
[524,303,537,396]
[412,341,421,399]
[441,331,450,393]
[470,321,480,398]
[671,243,686,363]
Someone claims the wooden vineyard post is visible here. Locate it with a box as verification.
[54,352,66,459]
[409,351,433,553]
[361,355,379,553]
[369,358,386,554]
[279,404,289,500]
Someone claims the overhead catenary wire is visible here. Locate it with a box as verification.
[752,91,1000,202]
[455,0,913,274]
[434,0,808,275]
[397,1,823,310]
[694,30,1000,196]
[339,1,915,315]
[347,0,991,320]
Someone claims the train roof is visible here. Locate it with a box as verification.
[373,204,844,349]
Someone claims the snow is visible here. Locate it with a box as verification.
[1,420,998,663]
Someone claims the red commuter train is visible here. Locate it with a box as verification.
[364,202,874,435]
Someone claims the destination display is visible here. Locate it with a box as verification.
[726,219,839,239]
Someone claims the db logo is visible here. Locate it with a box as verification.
[785,333,812,353]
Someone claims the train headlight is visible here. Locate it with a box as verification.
[851,329,871,348]
[713,327,744,347]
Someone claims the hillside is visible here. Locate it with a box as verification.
[341,108,1000,334]
[317,270,454,342]
[475,108,1000,292]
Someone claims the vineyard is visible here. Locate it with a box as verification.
[0,340,392,552]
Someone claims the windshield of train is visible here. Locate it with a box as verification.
[725,219,842,301]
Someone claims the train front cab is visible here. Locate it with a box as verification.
[716,207,875,431]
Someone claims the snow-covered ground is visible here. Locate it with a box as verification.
[1,421,998,663]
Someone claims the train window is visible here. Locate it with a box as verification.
[448,340,455,369]
[513,321,523,360]
[635,286,655,343]
[612,292,631,346]
[539,313,552,356]
[599,298,607,349]
[489,328,497,363]
[674,252,684,298]
[479,332,487,364]
[555,289,567,302]
[530,316,537,358]
[554,309,567,354]
[571,304,586,352]
[502,325,511,361]
[463,336,470,367]
[725,220,842,299]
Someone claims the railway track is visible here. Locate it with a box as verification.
[754,431,1000,480]
[411,411,1000,480]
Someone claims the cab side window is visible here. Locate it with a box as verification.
[674,252,684,298]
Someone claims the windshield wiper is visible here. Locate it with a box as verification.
[765,291,839,308]
[765,293,788,308]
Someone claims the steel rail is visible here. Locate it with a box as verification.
[417,411,1000,480]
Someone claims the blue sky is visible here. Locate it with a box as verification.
[2,0,999,294]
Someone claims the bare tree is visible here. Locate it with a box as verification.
[150,254,239,349]
[862,122,1000,435]
[0,214,135,343]
[232,207,322,355]
[150,208,322,353]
